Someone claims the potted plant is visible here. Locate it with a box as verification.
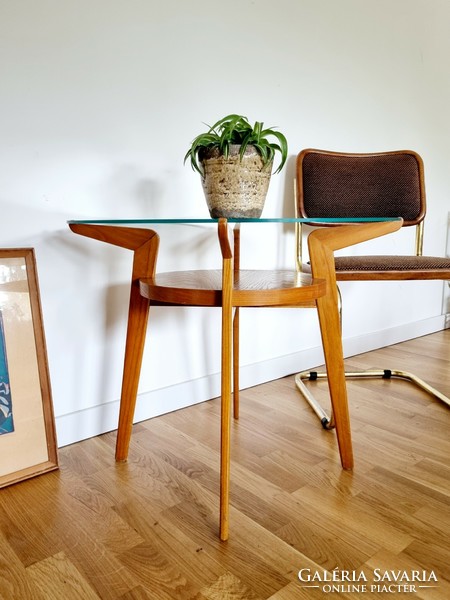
[184,114,288,218]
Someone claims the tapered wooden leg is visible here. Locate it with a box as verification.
[233,308,240,419]
[315,293,353,469]
[219,257,233,541]
[218,220,233,540]
[115,241,160,462]
[232,223,241,420]
[115,287,151,461]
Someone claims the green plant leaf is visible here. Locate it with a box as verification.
[185,114,288,175]
[252,121,263,144]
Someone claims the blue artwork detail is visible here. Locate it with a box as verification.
[0,311,14,435]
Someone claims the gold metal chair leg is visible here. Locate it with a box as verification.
[294,371,335,429]
[296,367,450,422]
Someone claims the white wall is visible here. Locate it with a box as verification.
[1,0,449,447]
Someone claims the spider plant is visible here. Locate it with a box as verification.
[184,114,288,176]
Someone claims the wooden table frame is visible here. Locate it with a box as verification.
[69,218,402,540]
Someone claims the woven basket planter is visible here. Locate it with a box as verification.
[200,144,272,219]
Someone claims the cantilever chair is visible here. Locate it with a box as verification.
[70,217,401,540]
[294,148,450,429]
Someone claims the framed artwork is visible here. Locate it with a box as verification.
[0,248,58,488]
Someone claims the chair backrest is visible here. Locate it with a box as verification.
[296,149,426,227]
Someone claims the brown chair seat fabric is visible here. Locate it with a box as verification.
[302,255,450,280]
[334,255,450,272]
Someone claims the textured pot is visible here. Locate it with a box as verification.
[200,144,272,219]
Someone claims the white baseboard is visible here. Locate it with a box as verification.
[56,315,446,448]
[343,314,446,357]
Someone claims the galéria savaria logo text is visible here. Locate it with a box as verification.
[297,568,439,594]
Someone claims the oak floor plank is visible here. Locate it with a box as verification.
[364,547,450,599]
[26,552,101,600]
[0,530,47,600]
[116,497,229,597]
[291,484,414,554]
[267,581,326,599]
[163,500,312,599]
[117,585,158,600]
[200,571,259,600]
[0,473,67,567]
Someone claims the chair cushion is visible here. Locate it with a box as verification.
[334,255,450,271]
[333,255,450,280]
[301,255,450,280]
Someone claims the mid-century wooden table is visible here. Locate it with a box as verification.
[68,217,401,539]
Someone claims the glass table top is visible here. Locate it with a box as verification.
[68,217,401,225]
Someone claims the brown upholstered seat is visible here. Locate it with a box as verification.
[295,148,450,426]
[334,255,450,278]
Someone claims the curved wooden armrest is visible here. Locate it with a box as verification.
[69,223,159,251]
[308,219,403,255]
[308,220,403,283]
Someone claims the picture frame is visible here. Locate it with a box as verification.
[0,248,58,488]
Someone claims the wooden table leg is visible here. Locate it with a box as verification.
[309,231,353,469]
[314,291,354,470]
[218,219,233,541]
[232,308,240,419]
[115,277,151,461]
[69,224,160,461]
[308,220,403,470]
[232,224,241,419]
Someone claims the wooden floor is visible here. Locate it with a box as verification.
[1,330,449,599]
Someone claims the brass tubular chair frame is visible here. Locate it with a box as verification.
[295,368,450,429]
[293,159,450,426]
